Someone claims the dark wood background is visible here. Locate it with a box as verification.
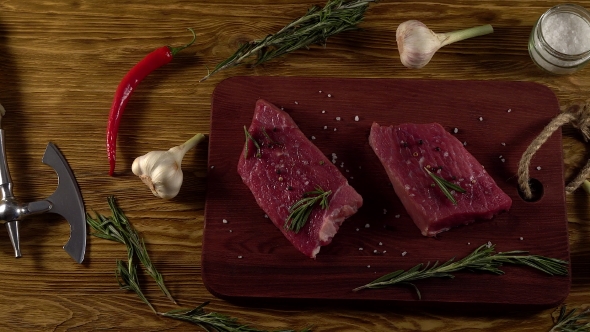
[0,1,588,331]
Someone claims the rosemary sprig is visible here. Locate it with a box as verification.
[160,302,312,332]
[244,125,262,159]
[285,186,331,233]
[115,259,156,313]
[424,167,465,205]
[353,243,569,299]
[87,196,176,308]
[200,0,376,81]
[550,305,590,332]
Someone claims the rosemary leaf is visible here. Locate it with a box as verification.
[424,167,465,205]
[353,243,569,299]
[550,305,590,332]
[244,125,262,159]
[200,0,376,81]
[159,302,313,332]
[86,196,176,306]
[115,259,156,313]
[284,186,331,233]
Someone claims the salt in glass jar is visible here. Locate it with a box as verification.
[529,3,590,74]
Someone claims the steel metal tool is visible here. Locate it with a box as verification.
[0,129,86,263]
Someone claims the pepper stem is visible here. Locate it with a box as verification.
[169,28,196,56]
[439,24,494,47]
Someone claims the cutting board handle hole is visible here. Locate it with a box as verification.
[517,178,544,202]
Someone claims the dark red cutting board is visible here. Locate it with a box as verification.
[203,77,570,309]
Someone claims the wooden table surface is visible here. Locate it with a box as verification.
[0,1,589,331]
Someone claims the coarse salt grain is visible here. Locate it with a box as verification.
[520,237,524,240]
[322,110,326,114]
[395,214,400,218]
[336,117,341,121]
[334,128,337,131]
[453,128,458,134]
[501,142,506,146]
[294,101,299,105]
[401,251,407,256]
[373,250,378,253]
[311,136,316,140]
[379,242,383,246]
[238,255,243,259]
[383,209,387,214]
[507,109,512,113]
[210,165,215,169]
[501,158,506,163]
[383,250,387,254]
[479,117,483,121]
[328,94,332,97]
[463,141,467,146]
[323,125,328,130]
[354,115,359,121]
[359,247,363,251]
[365,223,370,228]
[264,214,269,218]
[367,265,370,268]
[229,230,233,233]
[537,166,542,170]
[222,219,228,224]
[356,228,359,231]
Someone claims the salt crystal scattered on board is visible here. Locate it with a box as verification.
[238,255,243,259]
[463,141,467,146]
[383,209,387,214]
[479,117,483,121]
[453,128,458,134]
[537,166,542,170]
[365,223,370,228]
[328,94,332,98]
[210,165,215,169]
[222,219,228,224]
[501,142,506,146]
[322,110,326,114]
[395,214,400,218]
[333,128,337,132]
[520,237,524,240]
[359,247,363,251]
[354,116,359,121]
[379,242,383,246]
[507,109,512,113]
[323,125,327,130]
[336,117,341,121]
[401,251,407,256]
[311,136,316,140]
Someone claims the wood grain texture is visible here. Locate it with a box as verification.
[204,77,569,307]
[0,0,587,331]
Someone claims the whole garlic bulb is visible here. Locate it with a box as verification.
[132,133,205,199]
[396,20,493,69]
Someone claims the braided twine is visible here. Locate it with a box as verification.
[518,100,590,199]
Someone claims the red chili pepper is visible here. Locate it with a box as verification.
[106,29,196,176]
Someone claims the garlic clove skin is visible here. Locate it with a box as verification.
[132,150,184,199]
[396,20,494,69]
[132,133,205,200]
[396,20,443,69]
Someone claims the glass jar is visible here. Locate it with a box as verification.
[528,4,590,74]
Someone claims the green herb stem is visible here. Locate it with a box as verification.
[424,167,465,205]
[285,186,331,233]
[353,243,568,299]
[550,305,590,332]
[200,0,375,81]
[159,302,312,332]
[87,196,176,308]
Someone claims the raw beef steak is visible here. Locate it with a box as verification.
[369,122,512,236]
[238,99,363,258]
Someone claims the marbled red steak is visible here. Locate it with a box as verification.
[238,99,363,258]
[369,122,512,236]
